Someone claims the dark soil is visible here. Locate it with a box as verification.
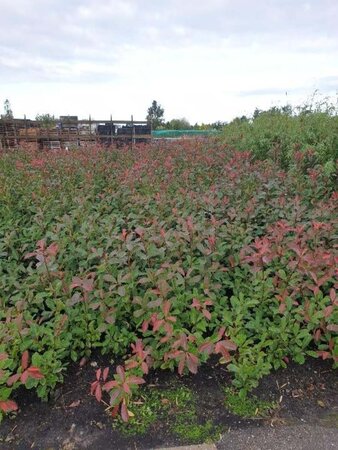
[0,356,337,450]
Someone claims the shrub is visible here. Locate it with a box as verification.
[0,141,336,422]
[221,94,338,174]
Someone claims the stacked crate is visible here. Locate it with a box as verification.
[97,123,116,145]
[0,120,18,148]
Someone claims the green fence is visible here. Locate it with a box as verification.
[152,129,219,138]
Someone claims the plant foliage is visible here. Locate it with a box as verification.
[0,139,337,423]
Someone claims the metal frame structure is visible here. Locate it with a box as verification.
[0,115,152,150]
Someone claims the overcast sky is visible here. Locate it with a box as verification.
[0,0,337,123]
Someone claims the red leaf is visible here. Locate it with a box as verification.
[125,360,138,370]
[314,329,322,342]
[70,277,83,289]
[215,339,237,352]
[0,400,18,413]
[96,368,102,381]
[141,320,149,332]
[26,367,44,380]
[103,380,118,391]
[123,382,131,395]
[111,404,119,418]
[7,373,20,386]
[191,298,201,309]
[152,318,164,332]
[0,352,8,362]
[167,350,182,359]
[330,288,336,303]
[20,370,29,384]
[279,303,286,314]
[327,324,338,332]
[186,353,198,374]
[24,251,37,260]
[329,338,334,351]
[116,365,125,379]
[120,402,129,422]
[103,367,109,381]
[47,242,59,257]
[317,351,331,360]
[135,227,144,237]
[82,278,94,292]
[127,376,145,385]
[199,342,214,355]
[109,388,122,405]
[217,327,226,340]
[202,309,211,320]
[68,400,81,408]
[162,300,171,316]
[228,255,235,267]
[324,305,333,318]
[167,316,176,323]
[21,351,29,370]
[36,239,46,251]
[95,384,102,402]
[79,357,87,367]
[178,356,185,375]
[90,381,99,395]
[141,361,149,374]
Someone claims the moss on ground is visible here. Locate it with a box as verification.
[224,386,276,418]
[113,384,221,443]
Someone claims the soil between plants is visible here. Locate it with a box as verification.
[0,357,337,450]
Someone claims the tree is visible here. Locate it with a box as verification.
[2,99,13,119]
[253,108,262,120]
[146,100,164,129]
[210,120,228,130]
[166,117,191,130]
[36,113,56,129]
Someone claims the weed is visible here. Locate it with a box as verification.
[113,384,222,443]
[173,417,222,444]
[224,387,276,418]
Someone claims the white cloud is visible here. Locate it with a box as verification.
[0,0,337,122]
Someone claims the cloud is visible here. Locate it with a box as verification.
[0,0,337,121]
[239,88,292,97]
[317,76,338,91]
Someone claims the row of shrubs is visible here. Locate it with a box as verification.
[0,140,336,421]
[221,93,338,178]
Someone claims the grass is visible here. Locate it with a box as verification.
[114,382,277,440]
[224,387,276,418]
[113,384,222,443]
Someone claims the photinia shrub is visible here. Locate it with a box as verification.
[0,141,336,422]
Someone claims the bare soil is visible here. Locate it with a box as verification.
[0,356,337,450]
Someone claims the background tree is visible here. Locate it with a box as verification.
[210,120,228,130]
[36,113,56,129]
[146,100,164,129]
[165,117,191,130]
[2,99,13,119]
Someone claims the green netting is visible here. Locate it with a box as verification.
[152,129,219,138]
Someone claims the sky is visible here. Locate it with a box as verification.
[0,0,337,124]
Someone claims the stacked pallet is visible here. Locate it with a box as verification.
[0,122,18,147]
[1,117,151,149]
[19,127,38,140]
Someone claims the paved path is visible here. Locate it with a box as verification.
[216,425,338,450]
[157,425,338,450]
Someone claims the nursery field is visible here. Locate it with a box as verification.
[0,139,337,437]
